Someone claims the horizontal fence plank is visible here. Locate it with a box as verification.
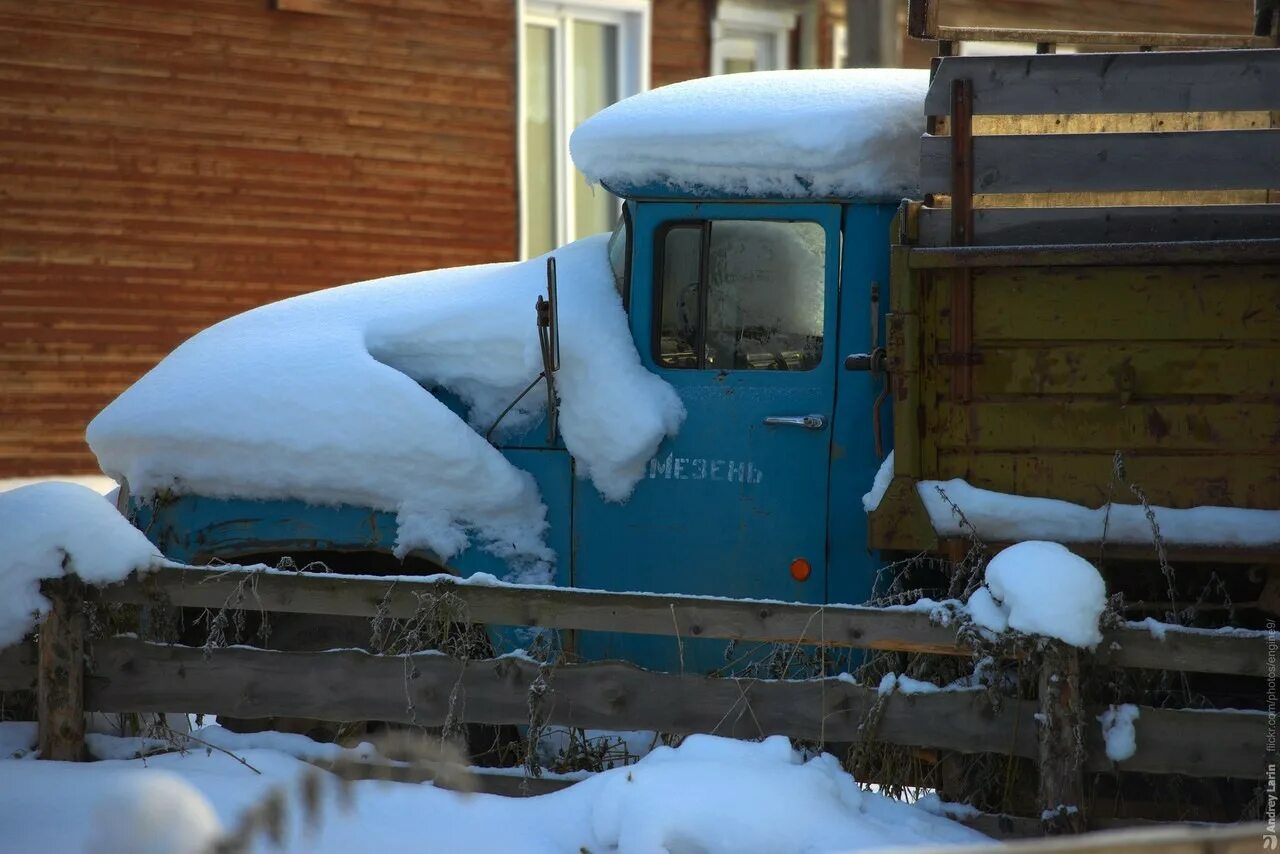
[916,205,1280,248]
[926,50,1280,117]
[100,566,969,655]
[97,566,1270,676]
[85,638,1267,779]
[88,638,1034,756]
[302,758,577,796]
[921,130,1280,195]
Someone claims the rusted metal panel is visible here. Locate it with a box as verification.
[937,451,1280,510]
[873,243,1279,550]
[971,342,1280,398]
[968,264,1280,340]
[932,400,1278,453]
[909,241,1280,269]
[916,205,1280,248]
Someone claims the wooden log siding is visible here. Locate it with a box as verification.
[0,0,711,476]
[0,0,520,475]
[82,637,1268,780]
[95,565,1271,676]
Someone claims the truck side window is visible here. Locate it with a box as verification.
[656,220,826,371]
[607,205,632,311]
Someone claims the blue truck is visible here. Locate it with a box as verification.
[127,189,896,673]
[117,43,1280,677]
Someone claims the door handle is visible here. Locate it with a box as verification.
[763,414,826,430]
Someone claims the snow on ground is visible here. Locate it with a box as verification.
[0,481,161,647]
[571,69,929,200]
[966,541,1106,649]
[87,235,684,579]
[919,477,1280,548]
[1098,704,1140,762]
[0,721,37,760]
[0,731,989,853]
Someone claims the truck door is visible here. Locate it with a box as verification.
[573,202,841,672]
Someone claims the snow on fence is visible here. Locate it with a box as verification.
[0,564,1268,834]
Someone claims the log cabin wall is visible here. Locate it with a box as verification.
[0,0,711,477]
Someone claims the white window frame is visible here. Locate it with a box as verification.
[711,2,797,75]
[517,0,650,259]
[832,21,847,68]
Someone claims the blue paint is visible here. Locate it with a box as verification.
[134,447,573,593]
[573,200,841,673]
[131,194,894,676]
[826,203,898,609]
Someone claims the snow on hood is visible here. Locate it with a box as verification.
[570,68,929,200]
[87,235,684,577]
[0,482,162,647]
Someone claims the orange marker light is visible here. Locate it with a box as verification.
[789,558,812,582]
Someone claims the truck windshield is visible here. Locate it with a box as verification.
[655,219,826,371]
[607,208,630,308]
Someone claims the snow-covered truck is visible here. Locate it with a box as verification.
[88,48,1280,674]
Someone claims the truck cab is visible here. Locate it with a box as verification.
[570,196,895,666]
[129,192,897,672]
[121,68,928,673]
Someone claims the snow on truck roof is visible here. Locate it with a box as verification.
[571,68,929,201]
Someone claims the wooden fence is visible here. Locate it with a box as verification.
[0,563,1268,836]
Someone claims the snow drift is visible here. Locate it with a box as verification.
[571,68,929,200]
[0,482,161,647]
[919,477,1280,548]
[87,236,684,577]
[0,731,990,853]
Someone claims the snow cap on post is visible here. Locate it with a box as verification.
[966,540,1107,649]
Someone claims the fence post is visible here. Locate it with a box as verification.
[1038,641,1085,834]
[38,575,87,761]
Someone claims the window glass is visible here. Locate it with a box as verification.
[606,209,630,304]
[658,226,704,368]
[572,20,619,240]
[657,220,826,371]
[523,23,557,258]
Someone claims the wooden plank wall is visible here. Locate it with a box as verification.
[0,0,711,477]
[653,0,711,87]
[0,0,518,476]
